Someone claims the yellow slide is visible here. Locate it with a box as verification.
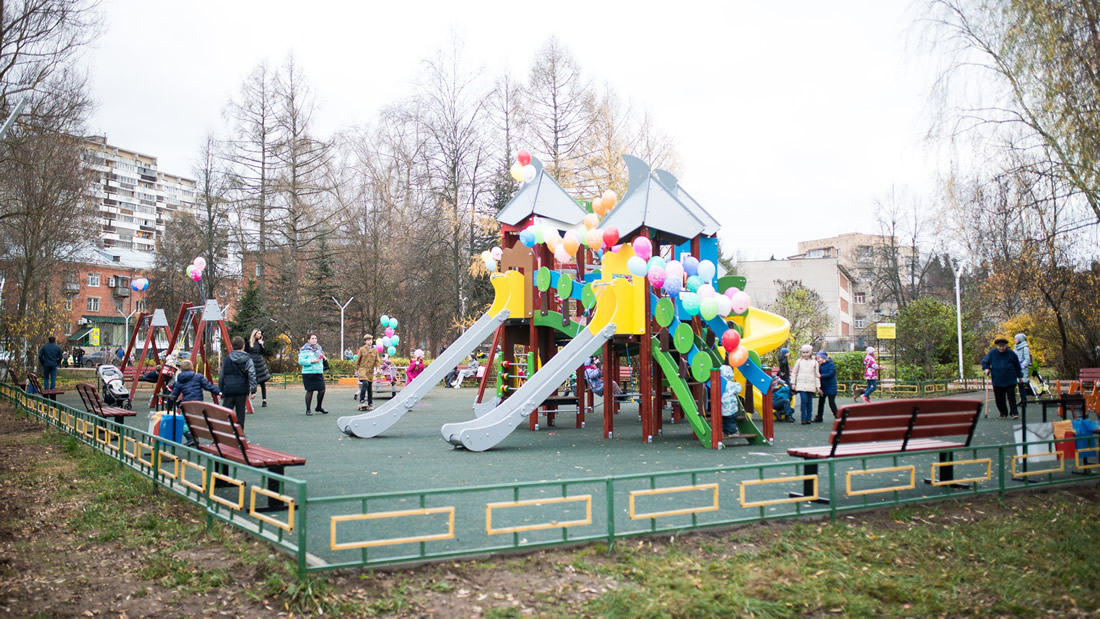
[727,307,791,415]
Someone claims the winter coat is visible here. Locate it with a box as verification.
[720,365,741,417]
[981,347,1023,388]
[818,359,837,396]
[38,342,62,368]
[1014,338,1032,372]
[354,345,380,377]
[245,341,271,384]
[584,366,606,396]
[778,354,790,383]
[170,370,220,403]
[219,350,257,396]
[407,359,426,382]
[864,354,880,380]
[790,358,820,393]
[379,359,396,380]
[298,344,325,375]
[772,382,792,407]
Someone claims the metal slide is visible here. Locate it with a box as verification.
[338,309,510,437]
[441,323,617,452]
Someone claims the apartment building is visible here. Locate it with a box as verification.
[82,136,197,253]
[737,256,856,343]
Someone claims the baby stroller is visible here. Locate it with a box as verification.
[96,364,132,409]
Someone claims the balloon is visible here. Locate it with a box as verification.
[715,294,732,317]
[686,275,704,292]
[521,164,536,183]
[376,343,384,353]
[490,246,503,261]
[724,288,737,300]
[380,314,390,325]
[730,291,751,314]
[130,278,145,291]
[193,256,207,270]
[185,265,194,277]
[632,237,653,261]
[519,227,536,247]
[562,230,580,256]
[697,284,715,299]
[517,149,531,166]
[533,225,546,245]
[680,292,700,316]
[592,197,605,216]
[191,270,202,282]
[584,228,604,250]
[554,245,572,264]
[627,256,648,277]
[387,346,397,356]
[698,260,716,282]
[389,318,398,329]
[700,297,719,321]
[602,189,617,208]
[682,255,700,276]
[385,327,394,338]
[647,257,666,273]
[391,335,400,346]
[663,276,683,295]
[647,266,666,289]
[721,329,741,352]
[481,250,492,261]
[583,213,599,230]
[729,345,749,366]
[602,226,619,248]
[509,162,524,182]
[544,228,561,248]
[381,336,391,347]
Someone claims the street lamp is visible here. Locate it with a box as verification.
[118,308,137,364]
[332,296,353,358]
[954,263,965,381]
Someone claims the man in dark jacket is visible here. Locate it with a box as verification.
[982,337,1024,419]
[219,336,257,428]
[38,336,63,390]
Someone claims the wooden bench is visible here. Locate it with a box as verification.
[75,382,137,424]
[1080,369,1099,415]
[786,398,983,502]
[180,401,305,510]
[26,372,65,401]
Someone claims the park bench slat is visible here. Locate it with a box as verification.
[75,382,135,422]
[180,401,305,472]
[25,373,65,398]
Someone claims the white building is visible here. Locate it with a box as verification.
[738,256,856,344]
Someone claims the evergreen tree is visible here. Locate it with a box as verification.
[230,279,266,339]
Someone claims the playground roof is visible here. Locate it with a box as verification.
[654,170,722,236]
[597,154,706,242]
[497,156,588,229]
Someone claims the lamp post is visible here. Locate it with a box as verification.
[332,296,353,358]
[118,308,136,364]
[954,264,964,381]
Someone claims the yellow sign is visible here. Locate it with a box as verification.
[876,323,896,340]
[89,328,100,346]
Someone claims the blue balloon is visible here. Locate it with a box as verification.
[663,276,683,295]
[519,228,536,248]
[391,334,400,346]
[647,257,666,273]
[380,314,390,325]
[389,318,398,329]
[682,255,700,277]
[387,346,397,356]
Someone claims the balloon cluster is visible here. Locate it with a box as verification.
[721,329,749,366]
[130,277,149,291]
[377,314,399,356]
[629,250,752,322]
[185,256,206,282]
[509,149,537,184]
[517,190,619,264]
[481,246,503,272]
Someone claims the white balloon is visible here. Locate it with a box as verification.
[627,256,648,277]
[697,284,716,299]
[715,294,732,316]
[521,164,537,183]
[698,260,716,282]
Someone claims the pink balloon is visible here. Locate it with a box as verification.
[632,237,652,261]
[647,266,666,289]
[376,343,384,353]
[730,291,751,314]
[191,271,202,282]
[385,327,394,337]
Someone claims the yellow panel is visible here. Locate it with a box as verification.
[250,487,296,531]
[628,484,719,520]
[136,442,154,467]
[180,460,206,493]
[485,495,592,535]
[489,270,525,319]
[123,436,138,459]
[740,475,819,507]
[1011,452,1065,477]
[105,430,121,452]
[929,458,992,486]
[330,507,455,551]
[157,451,179,480]
[82,420,95,439]
[208,473,245,510]
[597,244,645,334]
[1075,447,1100,470]
[95,424,108,445]
[845,465,916,496]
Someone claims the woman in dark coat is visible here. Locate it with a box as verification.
[246,328,272,407]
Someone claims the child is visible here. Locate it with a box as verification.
[791,344,821,425]
[719,365,742,436]
[862,347,881,402]
[451,355,479,388]
[771,377,795,422]
[406,349,426,383]
[378,355,397,386]
[169,359,221,406]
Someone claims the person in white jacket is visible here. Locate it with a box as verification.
[790,344,821,425]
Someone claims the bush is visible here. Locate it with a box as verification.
[831,351,865,380]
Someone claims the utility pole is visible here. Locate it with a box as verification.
[954,264,964,381]
[118,308,137,363]
[332,296,353,358]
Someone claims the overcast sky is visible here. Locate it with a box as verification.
[83,1,942,261]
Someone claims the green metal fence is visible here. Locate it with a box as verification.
[3,382,1097,578]
[836,378,988,398]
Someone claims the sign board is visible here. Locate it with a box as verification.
[89,328,100,346]
[876,323,896,340]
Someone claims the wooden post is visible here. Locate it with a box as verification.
[603,339,614,439]
[710,368,722,449]
[475,324,503,404]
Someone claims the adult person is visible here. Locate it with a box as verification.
[451,354,479,388]
[982,336,1024,420]
[790,344,821,425]
[115,346,125,363]
[406,349,426,383]
[298,333,328,415]
[219,336,257,428]
[73,346,85,368]
[814,350,838,422]
[354,334,380,411]
[37,336,63,390]
[862,347,881,402]
[777,347,791,384]
[245,329,272,408]
[1013,333,1033,406]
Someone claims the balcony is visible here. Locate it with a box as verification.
[62,282,80,296]
[112,286,130,298]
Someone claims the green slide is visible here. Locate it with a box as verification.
[651,337,712,446]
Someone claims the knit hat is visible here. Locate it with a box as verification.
[816,350,828,359]
[866,346,876,354]
[779,348,789,356]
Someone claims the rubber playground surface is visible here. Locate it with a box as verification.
[55,384,1021,498]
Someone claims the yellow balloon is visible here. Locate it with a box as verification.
[602,189,618,208]
[592,197,604,215]
[583,213,599,230]
[510,162,524,182]
[563,234,580,256]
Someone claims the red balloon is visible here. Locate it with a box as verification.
[602,226,619,248]
[721,329,741,353]
[517,149,531,166]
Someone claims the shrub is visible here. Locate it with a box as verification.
[831,351,865,380]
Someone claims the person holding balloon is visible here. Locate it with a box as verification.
[298,333,329,415]
[354,334,381,411]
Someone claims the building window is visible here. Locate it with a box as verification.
[255,264,261,277]
[87,297,100,312]
[64,298,72,311]
[855,318,866,329]
[87,273,100,287]
[114,299,123,313]
[807,249,824,258]
[840,298,849,314]
[854,293,865,304]
[107,276,116,288]
[135,300,146,312]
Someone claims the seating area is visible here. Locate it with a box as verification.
[25,373,65,401]
[74,382,136,424]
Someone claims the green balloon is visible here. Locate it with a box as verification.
[700,298,719,321]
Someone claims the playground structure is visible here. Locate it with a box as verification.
[338,154,790,451]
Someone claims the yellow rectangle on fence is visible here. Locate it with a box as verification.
[740,475,818,507]
[845,466,915,497]
[330,507,455,551]
[208,473,245,510]
[1075,448,1100,471]
[629,484,720,520]
[486,495,592,535]
[930,458,992,486]
[157,451,179,480]
[1011,452,1065,477]
[180,460,206,493]
[250,487,296,531]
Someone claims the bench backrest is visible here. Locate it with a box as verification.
[179,401,250,466]
[829,398,982,457]
[26,373,44,393]
[1080,368,1100,386]
[75,382,103,415]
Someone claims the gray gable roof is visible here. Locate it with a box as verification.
[497,156,588,229]
[654,169,722,236]
[597,154,706,241]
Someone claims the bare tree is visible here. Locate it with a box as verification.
[192,135,232,303]
[865,186,944,310]
[525,37,596,188]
